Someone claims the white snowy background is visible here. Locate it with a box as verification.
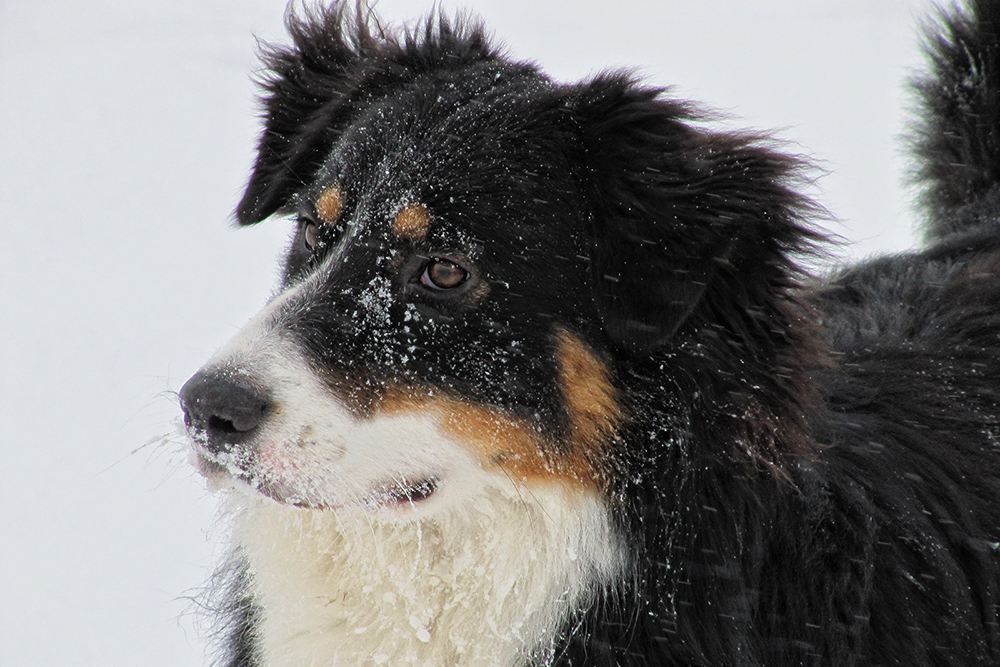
[1,0,933,664]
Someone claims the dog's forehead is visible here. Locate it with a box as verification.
[317,72,571,224]
[310,74,580,253]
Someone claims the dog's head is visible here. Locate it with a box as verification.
[179,6,818,518]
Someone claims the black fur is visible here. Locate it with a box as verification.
[912,0,1000,240]
[204,552,261,667]
[201,2,1000,665]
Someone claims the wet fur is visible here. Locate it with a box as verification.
[185,2,1000,665]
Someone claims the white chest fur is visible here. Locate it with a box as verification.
[234,480,621,667]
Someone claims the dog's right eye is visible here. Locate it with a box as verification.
[421,259,468,290]
[400,253,479,304]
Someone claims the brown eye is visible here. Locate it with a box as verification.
[303,222,318,251]
[421,259,467,290]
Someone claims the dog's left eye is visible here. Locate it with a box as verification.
[421,259,468,290]
[303,222,318,251]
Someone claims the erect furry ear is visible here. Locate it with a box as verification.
[573,74,818,355]
[237,5,497,225]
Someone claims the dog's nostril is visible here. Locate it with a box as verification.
[208,415,241,435]
[179,370,271,453]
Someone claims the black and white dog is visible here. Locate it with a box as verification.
[180,2,1000,664]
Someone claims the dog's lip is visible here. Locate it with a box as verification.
[191,444,251,479]
[215,467,442,512]
[190,437,442,511]
[286,476,442,512]
[368,476,440,507]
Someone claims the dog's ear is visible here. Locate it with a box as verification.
[236,8,497,225]
[572,74,816,355]
[236,6,373,225]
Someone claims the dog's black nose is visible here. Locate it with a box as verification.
[179,370,271,455]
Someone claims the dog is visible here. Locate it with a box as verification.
[179,2,1000,665]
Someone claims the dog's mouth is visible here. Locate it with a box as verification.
[276,476,441,512]
[188,431,443,511]
[367,476,440,508]
[195,451,442,511]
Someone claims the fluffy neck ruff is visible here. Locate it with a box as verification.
[233,480,622,667]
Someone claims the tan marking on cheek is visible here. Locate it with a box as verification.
[376,387,602,489]
[554,328,621,473]
[393,203,432,241]
[316,185,345,224]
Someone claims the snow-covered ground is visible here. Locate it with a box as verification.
[0,0,930,664]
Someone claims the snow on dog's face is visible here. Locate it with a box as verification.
[180,60,624,517]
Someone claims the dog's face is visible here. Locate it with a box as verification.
[180,11,816,522]
[181,61,623,518]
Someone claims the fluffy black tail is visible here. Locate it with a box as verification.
[912,0,1000,241]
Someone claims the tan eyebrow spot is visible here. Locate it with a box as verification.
[393,203,432,241]
[316,186,345,224]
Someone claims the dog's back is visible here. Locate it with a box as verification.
[774,2,1000,661]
